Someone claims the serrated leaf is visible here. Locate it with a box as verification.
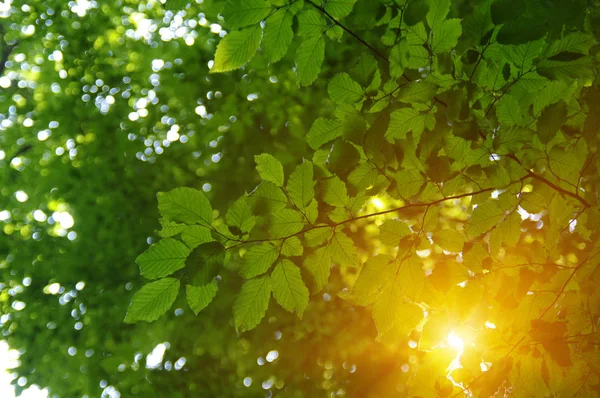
[385,107,427,142]
[181,225,214,249]
[397,81,438,104]
[323,176,349,207]
[426,0,450,31]
[249,181,288,213]
[281,236,304,256]
[328,73,364,104]
[496,95,524,126]
[404,0,429,26]
[226,196,256,234]
[348,162,379,190]
[239,243,280,279]
[323,0,357,18]
[137,238,191,280]
[431,19,462,54]
[537,100,567,143]
[351,52,377,86]
[158,219,186,238]
[466,200,504,238]
[286,161,315,209]
[305,118,343,149]
[263,6,294,62]
[379,219,411,246]
[433,229,465,252]
[124,278,180,323]
[304,227,333,247]
[233,276,272,332]
[296,35,325,86]
[297,10,327,37]
[211,25,262,73]
[270,209,305,238]
[271,259,309,317]
[186,282,218,315]
[351,254,394,305]
[187,242,226,286]
[157,187,213,226]
[329,230,357,267]
[255,153,284,186]
[394,169,425,200]
[303,245,332,291]
[222,0,271,29]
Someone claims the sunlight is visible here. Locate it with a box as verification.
[370,197,385,210]
[447,331,464,352]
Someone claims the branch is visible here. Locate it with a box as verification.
[305,0,389,63]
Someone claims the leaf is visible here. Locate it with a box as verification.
[323,0,357,18]
[537,100,567,143]
[379,219,411,246]
[239,243,280,279]
[270,209,305,238]
[233,276,272,332]
[157,187,213,226]
[124,278,180,323]
[187,242,226,286]
[304,227,333,247]
[181,225,214,249]
[263,5,295,63]
[211,25,263,73]
[496,95,524,126]
[537,57,594,81]
[249,181,288,213]
[297,10,327,37]
[397,81,438,104]
[328,73,364,104]
[304,246,332,291]
[329,230,357,267]
[385,107,427,142]
[271,259,309,317]
[351,254,394,305]
[430,19,462,54]
[137,238,191,280]
[466,200,505,238]
[281,236,304,256]
[393,169,425,200]
[296,35,325,86]
[286,161,315,209]
[426,0,450,31]
[305,118,343,149]
[255,153,284,186]
[404,0,430,26]
[351,52,377,86]
[433,229,465,252]
[226,196,256,234]
[490,0,524,24]
[323,176,349,207]
[222,0,271,29]
[186,282,218,315]
[348,162,379,190]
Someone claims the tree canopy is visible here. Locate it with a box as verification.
[1,0,600,397]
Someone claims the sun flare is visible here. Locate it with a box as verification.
[446,331,464,352]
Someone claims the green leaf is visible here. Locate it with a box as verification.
[393,169,425,200]
[249,181,288,213]
[430,19,462,54]
[303,245,332,291]
[286,161,315,209]
[305,118,343,149]
[211,25,262,73]
[222,0,272,29]
[271,259,309,317]
[226,196,256,234]
[426,0,450,31]
[537,100,567,143]
[372,256,424,335]
[490,0,524,24]
[270,209,305,238]
[124,278,180,323]
[433,229,465,252]
[296,10,327,37]
[329,230,357,267]
[466,200,504,238]
[233,276,272,332]
[351,52,377,86]
[187,242,226,286]
[304,227,333,247]
[181,225,214,249]
[158,219,186,238]
[186,282,218,315]
[348,162,379,190]
[490,211,521,253]
[461,1,493,47]
[323,176,349,207]
[239,243,280,279]
[137,238,191,280]
[263,5,296,62]
[496,95,524,126]
[404,0,430,26]
[537,57,594,81]
[385,107,427,142]
[328,73,364,104]
[296,35,325,86]
[157,187,213,226]
[281,236,304,256]
[351,254,394,305]
[397,81,438,104]
[323,0,357,18]
[379,219,411,246]
[255,153,284,186]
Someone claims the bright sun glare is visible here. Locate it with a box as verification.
[446,331,464,351]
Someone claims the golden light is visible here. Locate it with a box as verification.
[370,197,385,210]
[446,331,464,352]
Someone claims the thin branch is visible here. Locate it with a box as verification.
[306,0,389,63]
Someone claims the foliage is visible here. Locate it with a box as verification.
[2,0,600,397]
